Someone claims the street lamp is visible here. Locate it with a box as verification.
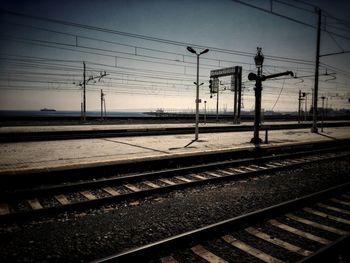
[248,47,293,145]
[250,47,264,144]
[187,46,209,140]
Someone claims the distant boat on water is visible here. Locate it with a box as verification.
[40,108,56,112]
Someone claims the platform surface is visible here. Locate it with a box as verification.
[0,124,349,175]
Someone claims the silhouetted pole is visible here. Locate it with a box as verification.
[100,89,104,121]
[311,8,321,133]
[204,100,207,125]
[233,74,237,123]
[305,93,308,121]
[237,66,242,124]
[233,66,242,124]
[83,61,86,121]
[216,84,219,122]
[321,96,325,132]
[186,46,209,140]
[298,90,302,124]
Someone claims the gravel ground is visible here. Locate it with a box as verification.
[0,157,349,262]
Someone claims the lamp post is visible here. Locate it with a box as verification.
[250,47,264,145]
[248,47,293,145]
[187,46,209,140]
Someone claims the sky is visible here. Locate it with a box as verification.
[0,0,349,113]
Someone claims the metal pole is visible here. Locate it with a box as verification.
[252,74,262,144]
[233,69,238,123]
[237,66,242,124]
[298,90,301,124]
[104,95,107,119]
[101,89,103,121]
[216,82,219,122]
[204,101,207,125]
[195,54,199,140]
[83,61,86,121]
[321,96,325,132]
[311,8,321,133]
[305,94,307,122]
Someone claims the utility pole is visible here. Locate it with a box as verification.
[305,93,308,121]
[311,8,321,133]
[237,66,242,124]
[83,61,86,121]
[216,82,220,122]
[233,73,237,123]
[233,66,242,124]
[204,100,207,125]
[321,96,325,132]
[100,89,104,121]
[298,90,302,124]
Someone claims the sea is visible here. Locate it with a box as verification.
[0,110,152,118]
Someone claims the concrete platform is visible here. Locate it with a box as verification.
[0,120,348,133]
[0,126,349,176]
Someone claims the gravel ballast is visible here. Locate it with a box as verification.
[0,157,349,262]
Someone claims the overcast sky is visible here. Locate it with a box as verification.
[0,0,349,112]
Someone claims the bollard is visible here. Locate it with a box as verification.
[265,129,268,144]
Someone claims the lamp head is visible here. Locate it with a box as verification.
[187,46,196,54]
[200,48,209,55]
[254,47,264,68]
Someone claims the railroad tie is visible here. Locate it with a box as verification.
[303,207,350,225]
[54,194,70,205]
[204,171,222,177]
[124,184,141,192]
[330,198,350,207]
[175,176,192,183]
[228,168,245,173]
[217,170,234,176]
[250,164,267,169]
[222,235,284,263]
[191,174,207,180]
[80,191,97,200]
[317,203,350,216]
[242,166,257,172]
[269,219,330,245]
[264,164,279,168]
[245,227,312,256]
[27,198,43,210]
[102,187,120,196]
[143,181,160,188]
[191,244,228,263]
[286,213,348,235]
[158,178,176,185]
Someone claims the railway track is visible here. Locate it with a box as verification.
[0,146,349,223]
[93,183,350,263]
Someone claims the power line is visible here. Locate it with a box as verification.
[0,8,318,64]
[232,0,350,41]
